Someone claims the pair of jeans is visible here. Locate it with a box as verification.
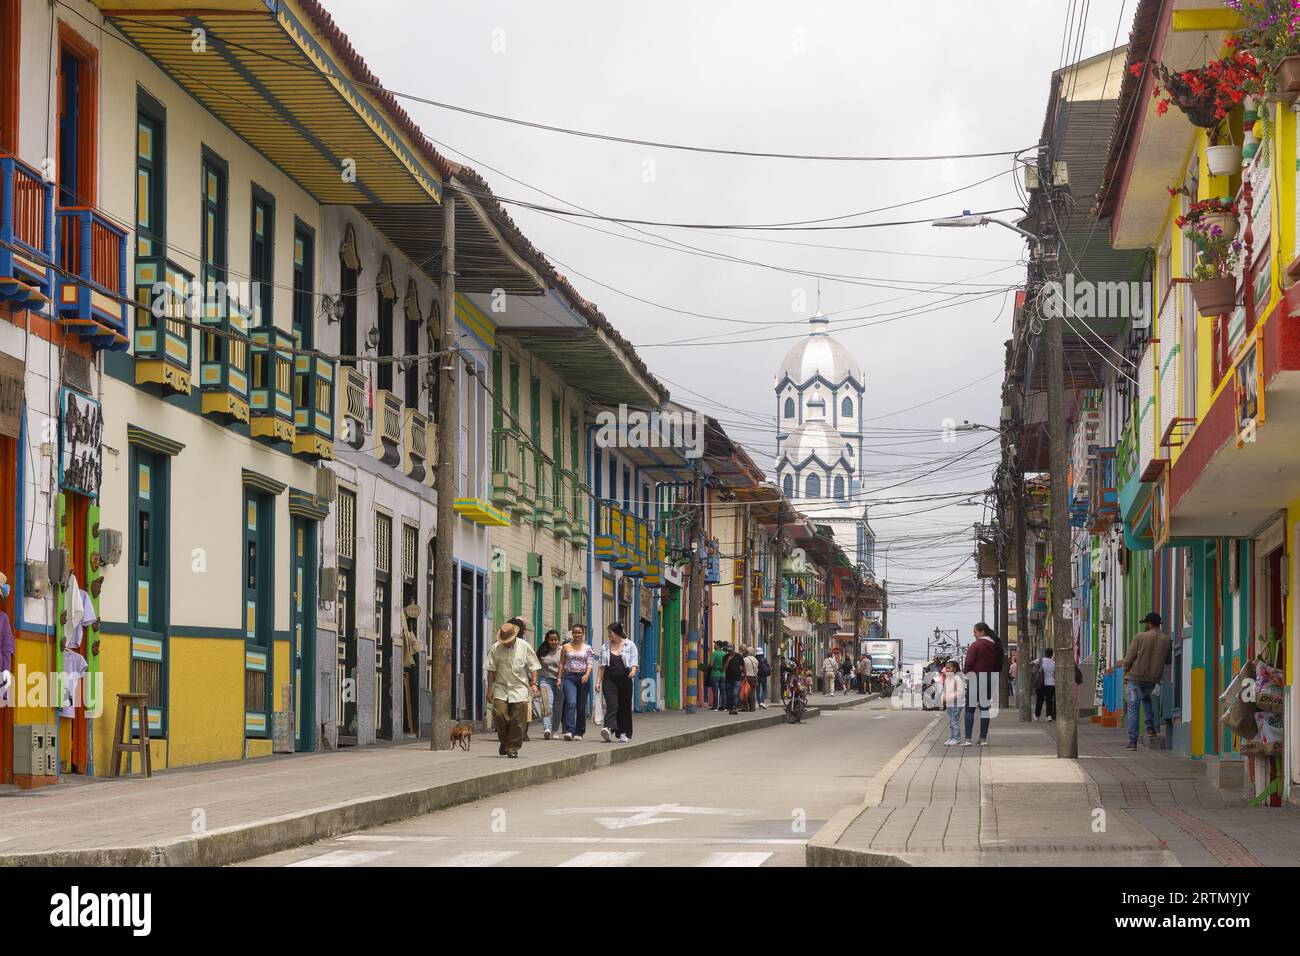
[562,672,588,736]
[946,706,962,741]
[964,705,990,741]
[1036,686,1056,720]
[710,674,726,709]
[1125,678,1158,744]
[534,676,559,733]
[726,678,741,711]
[756,678,767,706]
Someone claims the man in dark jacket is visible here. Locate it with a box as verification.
[961,622,1004,746]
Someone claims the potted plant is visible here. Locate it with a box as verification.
[1177,195,1239,241]
[1206,124,1244,176]
[1134,43,1261,127]
[1177,203,1243,316]
[1229,0,1300,96]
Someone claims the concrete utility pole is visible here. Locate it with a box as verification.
[430,193,457,751]
[772,523,785,704]
[741,503,752,653]
[1039,148,1078,759]
[685,466,704,713]
[1014,459,1032,722]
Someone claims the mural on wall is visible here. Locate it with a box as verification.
[59,388,103,498]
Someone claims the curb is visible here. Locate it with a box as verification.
[805,714,940,868]
[0,697,870,867]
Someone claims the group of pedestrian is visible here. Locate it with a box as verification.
[707,641,770,714]
[935,621,1005,748]
[484,618,638,758]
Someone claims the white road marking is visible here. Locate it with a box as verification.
[694,852,773,867]
[338,834,805,846]
[545,804,758,829]
[440,850,520,867]
[558,851,644,867]
[288,850,396,867]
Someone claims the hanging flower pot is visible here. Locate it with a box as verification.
[1206,144,1243,177]
[1140,50,1262,129]
[1276,55,1300,93]
[1191,276,1236,317]
[1201,210,1239,241]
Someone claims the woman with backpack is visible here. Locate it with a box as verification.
[755,648,772,709]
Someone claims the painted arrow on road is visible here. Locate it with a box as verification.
[545,804,758,830]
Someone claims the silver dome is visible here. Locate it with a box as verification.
[777,313,863,387]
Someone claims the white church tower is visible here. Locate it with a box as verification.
[774,310,875,573]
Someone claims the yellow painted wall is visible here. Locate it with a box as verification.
[165,637,245,768]
[13,637,56,727]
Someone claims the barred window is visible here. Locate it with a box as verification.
[375,511,392,575]
[402,522,418,582]
[337,488,355,560]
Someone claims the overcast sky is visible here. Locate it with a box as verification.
[328,0,1133,663]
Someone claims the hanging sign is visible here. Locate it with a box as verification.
[59,387,103,498]
[0,353,24,439]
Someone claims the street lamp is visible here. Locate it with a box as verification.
[931,212,1040,245]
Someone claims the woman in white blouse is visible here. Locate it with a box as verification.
[596,622,638,742]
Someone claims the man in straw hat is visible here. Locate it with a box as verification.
[484,622,541,758]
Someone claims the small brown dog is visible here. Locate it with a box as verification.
[449,723,472,751]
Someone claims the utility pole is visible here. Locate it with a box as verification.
[1014,453,1031,722]
[772,521,785,704]
[430,192,456,750]
[1039,147,1078,758]
[741,502,752,654]
[685,466,704,713]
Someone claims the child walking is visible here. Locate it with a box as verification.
[941,661,966,746]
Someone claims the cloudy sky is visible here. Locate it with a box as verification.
[329,0,1133,663]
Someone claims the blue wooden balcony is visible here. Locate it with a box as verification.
[133,256,193,394]
[56,207,129,350]
[249,325,296,446]
[293,353,335,461]
[199,296,250,424]
[0,156,55,308]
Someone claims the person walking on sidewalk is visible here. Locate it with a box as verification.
[822,654,839,696]
[742,645,759,712]
[941,660,966,746]
[484,622,541,758]
[755,647,772,709]
[709,641,728,711]
[559,624,596,741]
[1034,647,1057,722]
[1109,612,1171,752]
[534,629,563,740]
[961,622,1003,747]
[724,643,746,714]
[597,622,638,742]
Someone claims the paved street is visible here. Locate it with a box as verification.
[244,699,932,868]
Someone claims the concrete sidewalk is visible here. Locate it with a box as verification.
[0,692,875,867]
[808,706,1300,867]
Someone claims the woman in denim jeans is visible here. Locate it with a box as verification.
[534,630,563,739]
[558,624,595,740]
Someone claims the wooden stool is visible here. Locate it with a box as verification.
[110,693,152,778]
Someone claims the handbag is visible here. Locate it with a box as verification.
[740,677,753,703]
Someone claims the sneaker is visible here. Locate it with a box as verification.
[758,703,768,709]
[1124,742,1137,751]
[507,751,518,759]
[601,728,612,742]
[1147,728,1158,738]
[563,732,573,741]
[499,744,507,756]
[943,739,960,747]
[1047,717,1055,722]
[728,710,738,715]
[979,740,989,747]
[543,730,552,740]
[960,740,973,747]
[618,734,630,742]
[573,735,583,742]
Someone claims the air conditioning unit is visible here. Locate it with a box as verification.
[319,565,338,599]
[316,466,338,504]
[47,547,70,588]
[527,552,543,580]
[99,528,123,567]
[24,560,49,599]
